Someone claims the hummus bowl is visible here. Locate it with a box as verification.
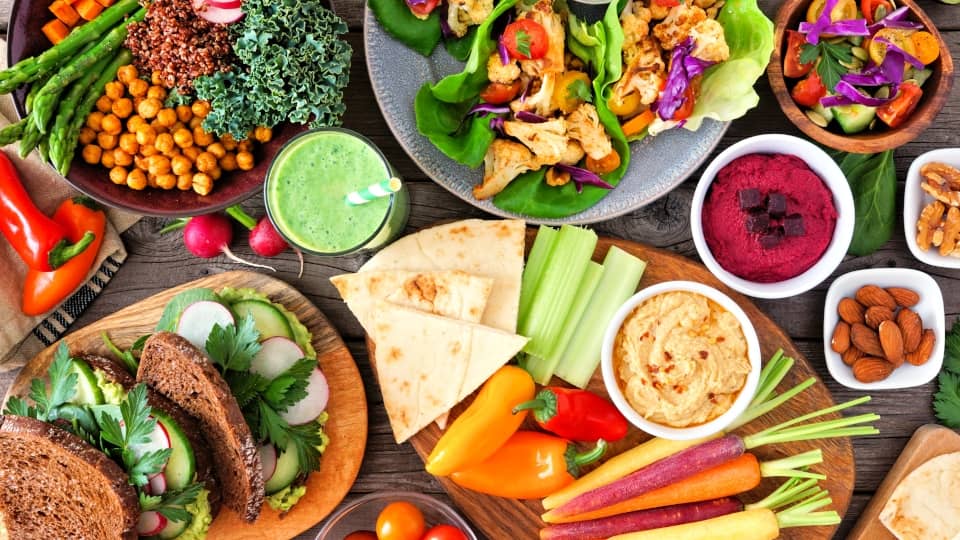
[601,281,762,440]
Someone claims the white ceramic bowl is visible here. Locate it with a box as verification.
[601,281,762,440]
[690,134,855,299]
[823,268,945,390]
[904,148,960,268]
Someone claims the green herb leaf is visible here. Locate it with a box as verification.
[944,319,960,374]
[566,79,594,103]
[369,0,441,57]
[140,483,202,524]
[206,314,262,374]
[935,371,960,428]
[226,370,271,409]
[121,385,155,446]
[155,289,220,332]
[515,29,532,58]
[127,448,172,487]
[3,397,34,418]
[802,41,853,93]
[102,332,150,375]
[264,358,316,412]
[800,43,820,65]
[31,343,79,421]
[834,150,896,256]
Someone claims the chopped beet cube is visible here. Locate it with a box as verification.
[738,188,763,210]
[745,212,770,233]
[759,231,783,249]
[784,214,805,237]
[766,192,787,217]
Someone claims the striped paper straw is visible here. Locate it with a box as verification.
[345,177,402,206]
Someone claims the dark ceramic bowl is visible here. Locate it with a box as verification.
[7,0,305,217]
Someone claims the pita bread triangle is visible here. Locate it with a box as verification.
[369,301,528,443]
[880,452,960,540]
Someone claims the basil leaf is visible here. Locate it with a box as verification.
[369,0,441,57]
[835,150,896,256]
[445,27,478,61]
[414,84,497,168]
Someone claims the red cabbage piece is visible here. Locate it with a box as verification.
[469,103,512,114]
[498,38,510,65]
[798,0,869,44]
[874,38,925,69]
[515,110,548,123]
[868,7,922,32]
[555,164,614,192]
[820,80,894,107]
[656,38,714,121]
[490,116,505,135]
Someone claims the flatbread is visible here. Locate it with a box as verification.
[369,302,528,443]
[880,452,960,540]
[359,219,526,333]
[329,270,493,334]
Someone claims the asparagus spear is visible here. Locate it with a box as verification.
[0,119,27,146]
[48,52,117,170]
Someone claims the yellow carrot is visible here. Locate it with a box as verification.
[609,508,780,540]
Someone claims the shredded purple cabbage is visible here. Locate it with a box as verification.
[868,6,922,32]
[405,0,428,5]
[874,38,925,69]
[469,103,511,114]
[439,6,454,38]
[490,116,505,135]
[555,164,615,192]
[498,38,510,65]
[821,81,894,107]
[798,0,870,44]
[515,110,548,123]
[656,38,714,121]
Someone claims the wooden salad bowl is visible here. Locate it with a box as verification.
[767,0,954,153]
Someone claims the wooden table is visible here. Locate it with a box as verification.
[2,1,959,538]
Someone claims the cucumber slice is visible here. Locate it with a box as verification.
[264,443,300,494]
[231,300,293,341]
[69,360,104,405]
[152,410,196,491]
[156,514,189,540]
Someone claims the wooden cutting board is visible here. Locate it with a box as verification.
[5,270,368,540]
[848,424,960,540]
[372,233,855,540]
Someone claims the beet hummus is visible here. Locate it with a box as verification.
[702,153,838,283]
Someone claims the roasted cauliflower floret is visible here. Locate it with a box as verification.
[518,0,566,76]
[649,3,671,20]
[487,53,521,84]
[545,167,571,186]
[511,72,558,117]
[620,0,652,44]
[504,117,569,163]
[565,103,613,160]
[447,0,494,38]
[474,139,541,199]
[690,19,730,63]
[613,36,666,105]
[653,5,708,50]
[558,140,585,165]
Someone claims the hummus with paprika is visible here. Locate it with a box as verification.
[613,291,751,428]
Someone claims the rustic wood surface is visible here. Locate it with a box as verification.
[4,271,368,540]
[2,0,960,538]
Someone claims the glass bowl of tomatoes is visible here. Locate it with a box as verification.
[316,491,477,540]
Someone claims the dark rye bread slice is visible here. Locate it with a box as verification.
[0,415,138,539]
[138,332,264,522]
[81,355,223,516]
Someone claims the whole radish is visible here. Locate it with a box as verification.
[182,213,275,271]
[249,216,288,257]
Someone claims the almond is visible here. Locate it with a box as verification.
[851,323,884,357]
[864,306,895,329]
[831,322,851,353]
[906,329,935,366]
[878,320,905,366]
[838,298,866,325]
[852,357,895,383]
[897,309,923,352]
[887,287,920,308]
[856,285,898,310]
[842,347,864,366]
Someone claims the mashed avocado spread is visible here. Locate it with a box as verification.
[265,413,330,512]
[175,488,212,540]
[93,369,126,405]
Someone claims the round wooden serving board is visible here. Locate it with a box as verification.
[4,270,367,540]
[382,232,855,540]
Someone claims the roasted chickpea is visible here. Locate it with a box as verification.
[149,118,164,131]
[126,168,147,190]
[236,151,255,171]
[195,151,217,173]
[151,70,163,85]
[96,95,113,114]
[109,166,128,185]
[173,128,194,149]
[209,166,222,181]
[135,126,157,146]
[147,173,159,189]
[97,132,118,150]
[112,98,134,119]
[81,144,102,164]
[253,126,272,143]
[86,111,105,131]
[116,65,138,85]
[100,114,122,135]
[134,154,148,171]
[192,126,215,147]
[140,144,159,157]
[119,133,139,155]
[156,108,177,128]
[170,122,186,134]
[156,173,177,190]
[126,114,146,133]
[78,127,97,145]
[113,148,133,167]
[191,100,211,118]
[133,96,145,109]
[104,81,125,100]
[237,139,253,153]
[188,117,203,130]
[182,146,201,161]
[147,155,171,175]
[100,150,115,169]
[137,98,162,119]
[147,86,167,101]
[177,173,193,190]
[175,105,193,123]
[205,142,226,159]
[171,154,192,176]
[219,133,237,151]
[127,78,148,97]
[192,172,213,196]
[155,132,175,155]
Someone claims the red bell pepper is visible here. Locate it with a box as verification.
[791,71,827,108]
[878,81,922,129]
[513,387,628,442]
[0,152,94,271]
[783,30,815,79]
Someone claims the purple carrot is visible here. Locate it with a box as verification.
[540,497,743,540]
[550,435,746,518]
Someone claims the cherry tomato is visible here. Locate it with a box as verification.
[783,30,814,79]
[551,71,592,114]
[479,80,523,104]
[653,0,680,6]
[791,70,827,108]
[868,28,917,66]
[860,0,894,24]
[877,81,922,128]
[421,524,470,540]
[806,0,857,23]
[408,0,440,18]
[502,19,549,60]
[375,502,425,540]
[344,532,378,540]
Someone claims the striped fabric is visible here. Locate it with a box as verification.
[31,255,123,347]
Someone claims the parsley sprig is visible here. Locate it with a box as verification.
[566,79,593,104]
[514,29,532,58]
[140,483,203,524]
[4,342,76,421]
[934,319,960,427]
[800,41,853,93]
[98,385,172,487]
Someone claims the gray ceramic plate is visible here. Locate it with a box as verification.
[364,9,730,225]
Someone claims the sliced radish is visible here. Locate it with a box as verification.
[249,337,304,380]
[176,300,234,353]
[192,0,244,24]
[137,511,168,536]
[129,416,172,460]
[206,0,241,8]
[280,369,329,425]
[148,472,167,496]
[259,444,277,482]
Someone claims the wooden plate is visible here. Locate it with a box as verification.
[848,424,960,540]
[371,232,854,540]
[4,270,367,540]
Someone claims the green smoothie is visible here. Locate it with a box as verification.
[265,129,408,255]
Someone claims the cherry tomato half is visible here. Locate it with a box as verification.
[783,30,815,79]
[791,70,827,108]
[422,524,470,540]
[344,531,378,540]
[806,0,857,23]
[375,502,425,540]
[502,19,549,61]
[408,0,440,18]
[861,0,894,24]
[479,80,523,104]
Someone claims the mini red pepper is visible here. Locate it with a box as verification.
[0,152,94,271]
[513,387,628,442]
[449,431,607,499]
[878,81,923,129]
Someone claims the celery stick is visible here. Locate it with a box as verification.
[519,225,598,382]
[523,262,603,384]
[518,225,558,327]
[554,246,646,388]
